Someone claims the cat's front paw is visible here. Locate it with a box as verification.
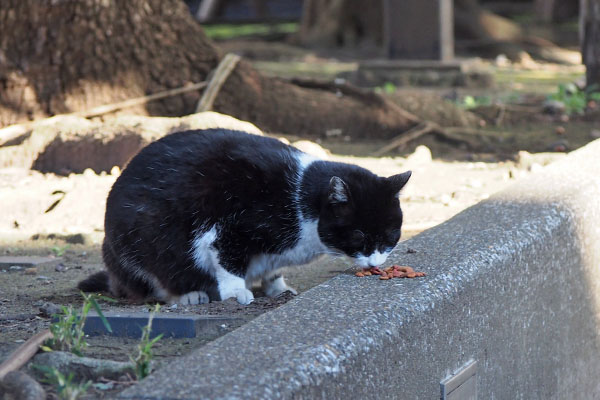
[176,291,210,305]
[221,287,255,305]
[263,275,298,298]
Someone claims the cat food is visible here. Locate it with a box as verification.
[355,265,426,280]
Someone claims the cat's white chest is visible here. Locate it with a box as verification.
[245,219,327,282]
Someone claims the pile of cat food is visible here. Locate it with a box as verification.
[355,265,426,280]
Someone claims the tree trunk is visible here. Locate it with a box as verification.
[297,0,384,47]
[535,0,579,22]
[582,0,600,87]
[297,0,578,64]
[0,0,417,139]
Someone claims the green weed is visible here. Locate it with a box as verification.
[33,365,91,400]
[51,244,70,257]
[458,95,492,109]
[549,82,600,115]
[375,81,397,94]
[203,22,298,40]
[130,304,163,380]
[43,292,113,356]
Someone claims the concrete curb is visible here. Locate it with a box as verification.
[119,140,600,400]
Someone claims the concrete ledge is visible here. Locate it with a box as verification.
[120,140,600,399]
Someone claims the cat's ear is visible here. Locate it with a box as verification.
[328,176,350,204]
[387,171,412,195]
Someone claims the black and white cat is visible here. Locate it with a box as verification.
[79,129,411,305]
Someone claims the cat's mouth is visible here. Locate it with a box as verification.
[353,251,390,268]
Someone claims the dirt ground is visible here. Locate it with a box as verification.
[0,140,566,396]
[1,38,597,399]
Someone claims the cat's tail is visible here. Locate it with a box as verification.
[77,271,110,293]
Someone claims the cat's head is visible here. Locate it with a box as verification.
[317,170,411,268]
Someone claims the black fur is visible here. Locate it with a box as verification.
[79,129,410,303]
[77,271,109,293]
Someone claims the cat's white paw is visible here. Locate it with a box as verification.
[221,287,254,305]
[177,291,210,305]
[263,275,298,298]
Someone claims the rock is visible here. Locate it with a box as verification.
[555,126,566,135]
[516,51,537,69]
[547,140,569,153]
[529,163,544,173]
[543,100,566,115]
[24,267,37,275]
[39,302,62,317]
[516,150,533,170]
[35,275,51,281]
[31,351,136,382]
[495,54,510,67]
[54,263,66,272]
[83,168,97,177]
[0,371,45,400]
[440,194,452,206]
[406,145,433,165]
[9,265,23,271]
[292,140,331,159]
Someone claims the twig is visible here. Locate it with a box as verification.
[98,376,137,386]
[195,54,241,113]
[371,122,436,157]
[288,77,422,126]
[0,329,52,379]
[74,81,207,118]
[0,81,207,147]
[495,104,506,126]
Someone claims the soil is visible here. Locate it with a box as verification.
[1,22,597,400]
[0,142,565,395]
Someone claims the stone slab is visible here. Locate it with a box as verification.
[83,312,241,339]
[0,256,57,270]
[119,139,600,399]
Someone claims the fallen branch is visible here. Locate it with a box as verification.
[74,81,207,118]
[0,329,52,379]
[371,122,436,156]
[288,77,422,126]
[371,122,497,156]
[0,81,207,147]
[195,53,241,113]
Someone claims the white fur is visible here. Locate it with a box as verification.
[191,225,254,305]
[176,291,209,305]
[245,219,328,284]
[191,225,220,273]
[355,250,391,268]
[296,152,318,170]
[215,263,255,304]
[262,275,298,297]
[245,152,327,288]
[188,152,325,305]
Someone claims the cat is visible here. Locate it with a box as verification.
[78,129,411,305]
